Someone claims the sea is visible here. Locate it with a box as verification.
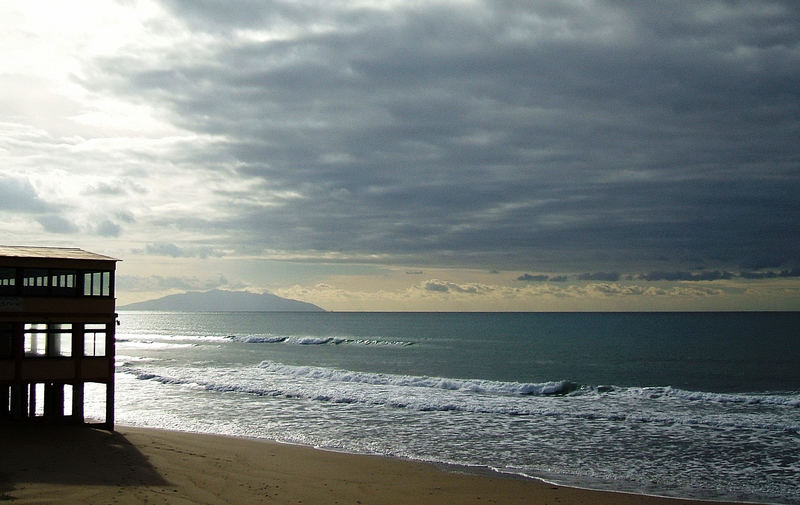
[100,311,799,504]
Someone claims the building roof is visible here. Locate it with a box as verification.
[0,246,119,262]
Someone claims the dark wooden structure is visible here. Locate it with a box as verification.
[0,246,118,429]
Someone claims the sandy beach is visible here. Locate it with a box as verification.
[0,422,757,505]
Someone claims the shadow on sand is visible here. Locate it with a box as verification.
[0,421,168,498]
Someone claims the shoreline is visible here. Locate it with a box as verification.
[1,422,775,505]
[308,440,781,505]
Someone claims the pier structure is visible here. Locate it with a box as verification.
[0,246,118,429]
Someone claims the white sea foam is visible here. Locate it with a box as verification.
[617,385,800,407]
[115,354,153,362]
[257,360,577,396]
[227,334,414,346]
[115,340,194,349]
[120,361,800,435]
[232,335,288,343]
[118,333,229,343]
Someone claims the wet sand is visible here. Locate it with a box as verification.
[0,423,754,505]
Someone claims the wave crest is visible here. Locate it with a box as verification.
[229,335,414,346]
[257,360,578,396]
[119,362,799,433]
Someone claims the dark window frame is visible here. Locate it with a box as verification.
[0,267,114,298]
[83,323,108,357]
[23,323,48,357]
[22,322,74,358]
[50,270,78,296]
[82,271,113,297]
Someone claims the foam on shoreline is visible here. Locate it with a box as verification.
[0,422,769,505]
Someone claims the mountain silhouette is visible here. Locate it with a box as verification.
[119,289,325,312]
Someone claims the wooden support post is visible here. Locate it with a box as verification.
[56,384,64,418]
[44,383,52,418]
[45,383,64,419]
[1,385,8,417]
[28,383,36,418]
[105,381,115,431]
[72,382,84,423]
[10,384,26,419]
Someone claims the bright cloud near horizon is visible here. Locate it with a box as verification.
[2,0,799,311]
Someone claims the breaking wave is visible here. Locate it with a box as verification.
[119,360,799,434]
[256,360,578,395]
[228,335,415,346]
[622,385,800,407]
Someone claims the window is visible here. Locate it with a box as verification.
[51,270,77,296]
[24,324,47,356]
[3,269,114,297]
[0,323,12,358]
[50,323,72,357]
[22,323,73,357]
[83,271,112,297]
[22,269,49,295]
[0,268,15,295]
[84,323,107,357]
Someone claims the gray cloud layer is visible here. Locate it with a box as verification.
[0,175,52,213]
[88,0,800,272]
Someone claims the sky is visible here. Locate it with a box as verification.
[1,0,799,311]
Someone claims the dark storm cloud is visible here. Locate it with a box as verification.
[639,270,735,282]
[739,268,800,279]
[577,272,621,282]
[423,279,486,294]
[91,1,800,272]
[517,273,568,282]
[739,256,791,270]
[518,274,550,282]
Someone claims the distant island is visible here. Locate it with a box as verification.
[118,289,325,312]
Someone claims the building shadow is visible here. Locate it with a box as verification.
[0,421,168,497]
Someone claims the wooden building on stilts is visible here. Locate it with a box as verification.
[0,246,118,430]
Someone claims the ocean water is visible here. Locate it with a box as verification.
[107,311,800,504]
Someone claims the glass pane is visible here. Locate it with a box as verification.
[93,272,101,296]
[102,272,111,296]
[24,332,47,356]
[84,332,106,356]
[51,333,72,357]
[51,324,72,357]
[83,272,93,296]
